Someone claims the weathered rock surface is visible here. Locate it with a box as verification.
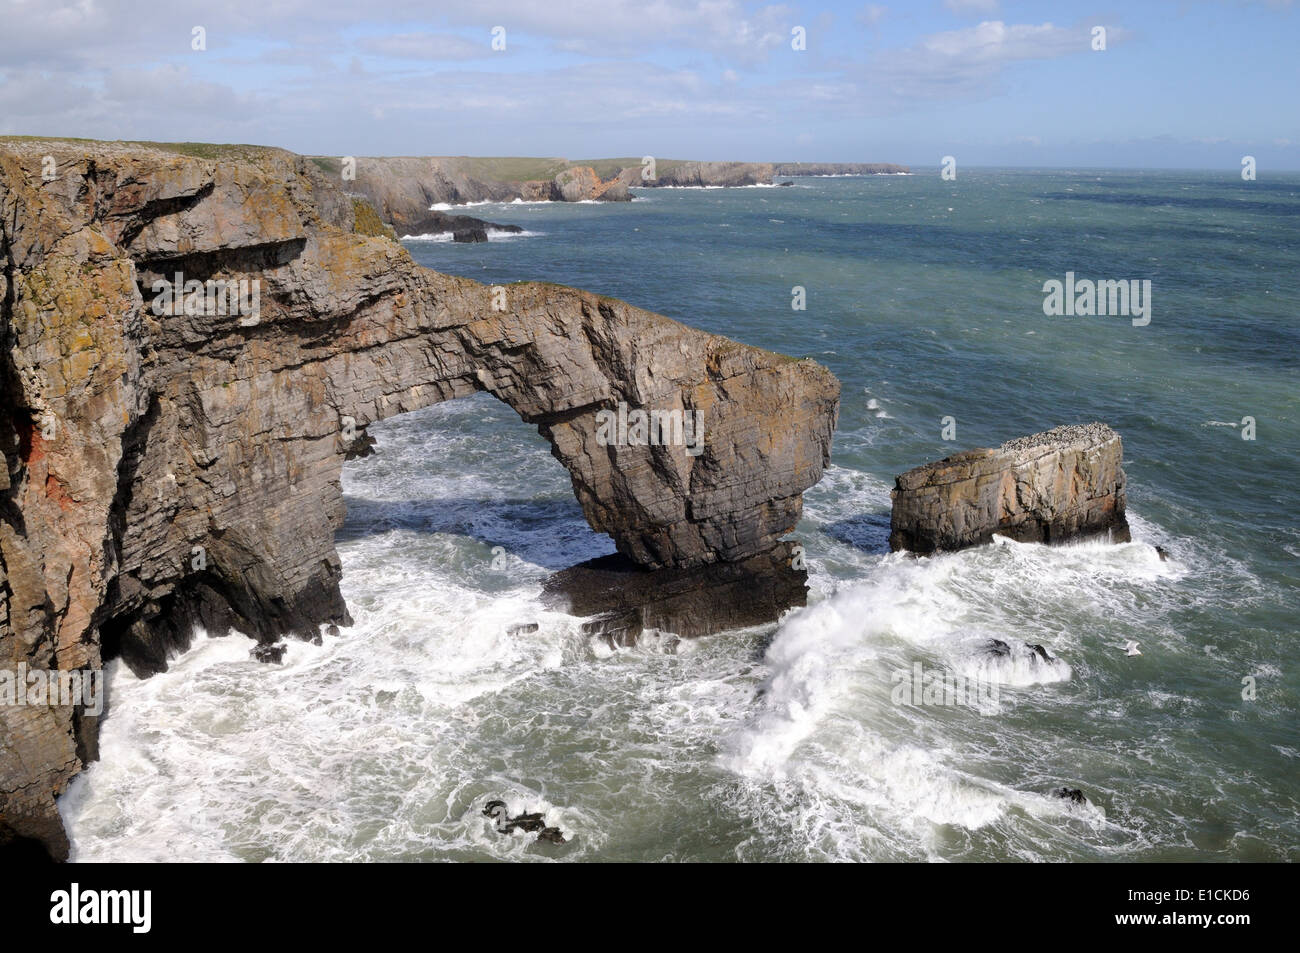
[320,156,631,232]
[0,138,839,858]
[543,541,807,647]
[397,209,524,242]
[889,424,1130,554]
[620,160,776,189]
[772,162,911,176]
[317,156,909,229]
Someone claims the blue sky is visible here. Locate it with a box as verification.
[1,0,1297,168]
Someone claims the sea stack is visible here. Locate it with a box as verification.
[889,423,1130,554]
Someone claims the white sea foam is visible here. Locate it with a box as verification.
[428,200,497,210]
[400,229,539,242]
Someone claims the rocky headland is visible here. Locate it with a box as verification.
[0,138,840,859]
[773,162,911,176]
[319,156,910,236]
[889,423,1130,554]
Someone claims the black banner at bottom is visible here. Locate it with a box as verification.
[5,861,1282,941]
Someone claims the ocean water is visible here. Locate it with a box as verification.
[63,171,1300,862]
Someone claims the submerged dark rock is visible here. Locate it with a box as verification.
[396,210,523,242]
[890,423,1130,554]
[251,643,287,664]
[1052,787,1089,806]
[483,799,567,844]
[1025,643,1054,663]
[543,541,808,646]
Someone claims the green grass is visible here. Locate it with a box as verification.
[0,135,278,160]
[2,139,717,185]
[436,156,572,181]
[574,157,696,179]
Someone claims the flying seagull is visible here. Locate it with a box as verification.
[1122,641,1142,657]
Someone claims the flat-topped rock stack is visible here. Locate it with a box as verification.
[889,423,1130,554]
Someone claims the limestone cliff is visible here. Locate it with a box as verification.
[772,162,911,176]
[889,423,1130,554]
[618,161,776,189]
[0,139,839,859]
[321,156,632,233]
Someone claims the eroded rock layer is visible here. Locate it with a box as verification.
[0,139,839,858]
[888,423,1130,554]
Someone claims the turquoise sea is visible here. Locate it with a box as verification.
[63,171,1300,861]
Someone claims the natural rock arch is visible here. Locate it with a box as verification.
[0,141,839,857]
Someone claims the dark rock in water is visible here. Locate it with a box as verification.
[397,210,523,241]
[507,812,547,833]
[1026,643,1054,663]
[890,423,1130,554]
[506,623,539,636]
[482,799,566,843]
[1052,786,1088,806]
[1155,545,1170,562]
[544,541,807,646]
[985,639,1012,657]
[340,429,377,461]
[251,643,287,664]
[536,827,567,844]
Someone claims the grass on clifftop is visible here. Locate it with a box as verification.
[307,155,699,182]
[0,135,280,160]
[2,140,720,184]
[575,158,697,179]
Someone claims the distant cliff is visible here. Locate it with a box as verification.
[316,156,634,234]
[616,160,776,188]
[316,156,910,232]
[773,162,911,176]
[0,138,839,858]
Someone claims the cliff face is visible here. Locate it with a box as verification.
[889,424,1130,554]
[772,162,911,176]
[321,156,910,232]
[325,156,632,232]
[620,161,776,188]
[0,139,839,858]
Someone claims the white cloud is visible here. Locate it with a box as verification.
[357,32,490,61]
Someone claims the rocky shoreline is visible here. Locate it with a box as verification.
[324,156,911,237]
